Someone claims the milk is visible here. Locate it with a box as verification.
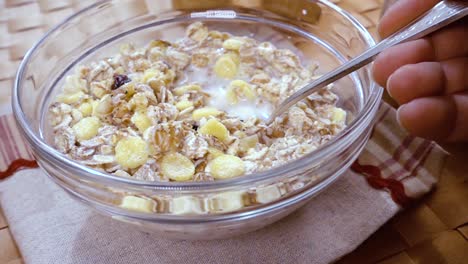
[178,66,272,121]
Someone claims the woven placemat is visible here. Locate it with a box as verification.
[0,0,467,263]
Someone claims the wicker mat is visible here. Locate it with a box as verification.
[0,0,467,263]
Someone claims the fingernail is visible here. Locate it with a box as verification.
[386,74,395,99]
[396,104,406,130]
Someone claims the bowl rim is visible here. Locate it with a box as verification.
[13,0,380,190]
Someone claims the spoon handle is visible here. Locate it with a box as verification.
[269,0,468,123]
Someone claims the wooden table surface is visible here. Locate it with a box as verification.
[0,0,467,263]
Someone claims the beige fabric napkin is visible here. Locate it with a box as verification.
[0,103,447,264]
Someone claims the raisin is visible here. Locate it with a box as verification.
[112,74,131,89]
[192,124,199,130]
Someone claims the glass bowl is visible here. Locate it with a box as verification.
[13,0,382,239]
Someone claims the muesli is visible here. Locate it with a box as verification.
[49,22,347,185]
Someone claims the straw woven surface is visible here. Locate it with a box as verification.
[0,0,467,263]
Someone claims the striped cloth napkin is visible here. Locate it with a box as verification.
[0,102,447,264]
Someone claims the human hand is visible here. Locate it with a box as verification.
[373,0,467,141]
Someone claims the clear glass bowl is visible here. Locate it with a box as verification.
[13,0,382,239]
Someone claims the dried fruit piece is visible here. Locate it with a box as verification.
[122,82,136,99]
[239,134,258,153]
[173,84,202,96]
[198,119,229,142]
[226,80,255,104]
[175,100,193,111]
[148,39,171,49]
[172,196,204,215]
[120,195,154,213]
[131,111,152,133]
[160,152,195,181]
[91,100,99,114]
[210,191,245,212]
[256,185,281,204]
[331,107,347,123]
[78,102,93,117]
[207,147,224,160]
[192,107,221,121]
[141,69,161,84]
[223,38,244,51]
[115,137,149,169]
[112,74,131,89]
[57,91,85,104]
[208,30,229,40]
[72,116,100,141]
[214,54,238,79]
[208,154,245,179]
[225,52,240,65]
[129,93,149,111]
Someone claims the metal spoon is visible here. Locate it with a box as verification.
[267,0,468,124]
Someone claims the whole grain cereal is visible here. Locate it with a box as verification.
[48,22,347,183]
